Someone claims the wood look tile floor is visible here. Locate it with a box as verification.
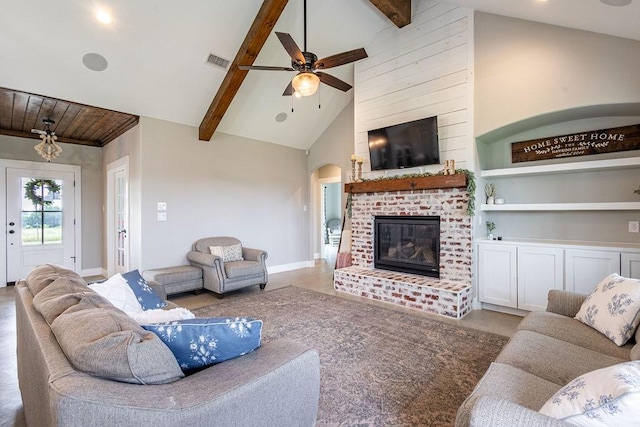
[0,260,521,426]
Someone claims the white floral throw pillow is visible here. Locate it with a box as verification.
[539,361,640,426]
[575,273,640,346]
[209,244,244,262]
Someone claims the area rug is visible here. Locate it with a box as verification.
[193,286,509,426]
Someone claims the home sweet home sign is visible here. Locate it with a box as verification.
[511,123,640,163]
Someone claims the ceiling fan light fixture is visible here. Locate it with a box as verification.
[292,72,320,97]
[34,120,62,162]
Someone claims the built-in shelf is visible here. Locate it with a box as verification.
[344,173,467,194]
[481,202,640,211]
[481,157,640,178]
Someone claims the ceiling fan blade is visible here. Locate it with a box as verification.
[275,32,305,65]
[314,48,368,69]
[282,81,294,96]
[317,72,352,92]
[238,65,294,71]
[31,129,45,135]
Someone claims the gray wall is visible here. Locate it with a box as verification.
[474,12,640,139]
[0,134,103,270]
[102,125,143,270]
[308,101,354,256]
[105,116,311,272]
[474,13,640,244]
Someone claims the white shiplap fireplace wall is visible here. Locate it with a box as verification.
[343,2,476,314]
[353,1,474,174]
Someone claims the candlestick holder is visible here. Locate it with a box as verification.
[357,159,363,182]
[350,158,357,183]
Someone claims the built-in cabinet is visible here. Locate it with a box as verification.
[478,244,517,308]
[517,246,564,311]
[565,249,621,294]
[478,240,640,313]
[622,253,640,278]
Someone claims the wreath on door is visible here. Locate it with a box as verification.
[24,179,61,209]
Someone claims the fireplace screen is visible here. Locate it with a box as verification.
[374,216,440,277]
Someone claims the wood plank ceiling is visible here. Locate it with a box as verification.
[0,87,139,147]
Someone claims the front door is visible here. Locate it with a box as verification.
[6,168,76,282]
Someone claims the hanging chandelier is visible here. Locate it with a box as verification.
[33,119,62,162]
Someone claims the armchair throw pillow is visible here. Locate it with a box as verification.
[143,317,262,371]
[209,243,244,262]
[539,361,640,425]
[574,273,640,346]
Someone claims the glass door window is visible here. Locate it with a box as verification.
[20,178,63,245]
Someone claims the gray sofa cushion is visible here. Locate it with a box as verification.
[456,362,560,427]
[51,298,184,384]
[25,263,87,296]
[517,311,633,360]
[31,274,184,385]
[633,327,640,360]
[496,330,627,386]
[33,276,104,324]
[225,260,264,279]
[546,290,587,318]
[468,396,573,427]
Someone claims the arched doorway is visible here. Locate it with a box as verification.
[310,164,342,267]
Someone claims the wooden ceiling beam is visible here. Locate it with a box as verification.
[198,0,289,141]
[369,0,411,28]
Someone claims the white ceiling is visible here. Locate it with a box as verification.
[1,0,638,150]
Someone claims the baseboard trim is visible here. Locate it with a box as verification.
[268,260,315,275]
[80,268,105,278]
[480,302,528,317]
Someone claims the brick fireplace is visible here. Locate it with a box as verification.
[333,174,473,319]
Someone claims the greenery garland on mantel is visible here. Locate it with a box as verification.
[24,179,61,209]
[346,169,476,217]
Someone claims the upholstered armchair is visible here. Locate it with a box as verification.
[187,237,268,297]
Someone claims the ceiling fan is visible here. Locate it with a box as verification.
[31,118,56,137]
[31,119,62,162]
[239,0,368,97]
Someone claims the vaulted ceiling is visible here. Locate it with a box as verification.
[1,0,639,150]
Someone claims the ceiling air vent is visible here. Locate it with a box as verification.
[205,53,230,70]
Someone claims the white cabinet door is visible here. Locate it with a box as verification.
[565,249,620,294]
[517,246,564,311]
[621,253,640,279]
[478,244,517,308]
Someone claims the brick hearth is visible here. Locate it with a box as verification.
[334,183,473,318]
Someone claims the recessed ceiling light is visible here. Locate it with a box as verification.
[96,9,113,24]
[600,0,632,6]
[82,53,109,71]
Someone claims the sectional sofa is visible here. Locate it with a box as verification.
[15,264,320,427]
[456,288,640,426]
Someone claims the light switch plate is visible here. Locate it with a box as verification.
[157,202,167,211]
[157,212,167,221]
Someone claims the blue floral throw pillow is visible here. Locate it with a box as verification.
[122,269,167,310]
[575,274,640,346]
[539,361,640,425]
[142,317,262,371]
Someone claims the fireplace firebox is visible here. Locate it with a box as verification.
[374,216,440,278]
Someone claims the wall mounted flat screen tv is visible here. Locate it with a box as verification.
[367,116,440,171]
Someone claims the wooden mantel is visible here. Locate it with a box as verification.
[344,173,467,194]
